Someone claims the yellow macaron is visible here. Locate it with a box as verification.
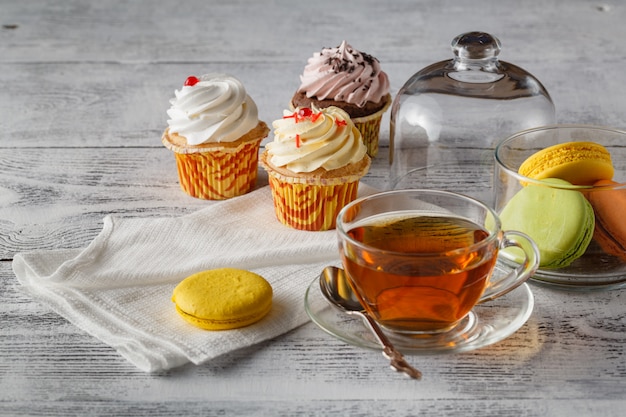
[172,268,273,330]
[518,141,614,185]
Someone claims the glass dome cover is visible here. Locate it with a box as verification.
[389,31,556,190]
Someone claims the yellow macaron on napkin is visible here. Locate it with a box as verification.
[12,185,375,373]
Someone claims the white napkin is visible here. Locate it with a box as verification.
[12,185,375,373]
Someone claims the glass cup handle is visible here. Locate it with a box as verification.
[479,230,540,303]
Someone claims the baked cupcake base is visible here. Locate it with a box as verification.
[162,121,269,200]
[260,151,371,231]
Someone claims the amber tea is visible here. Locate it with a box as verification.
[341,213,498,333]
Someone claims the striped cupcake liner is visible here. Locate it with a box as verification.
[266,175,361,231]
[173,138,262,200]
[351,94,391,158]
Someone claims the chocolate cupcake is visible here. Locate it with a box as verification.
[291,41,391,157]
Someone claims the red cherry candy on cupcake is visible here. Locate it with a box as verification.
[298,108,313,118]
[184,76,200,86]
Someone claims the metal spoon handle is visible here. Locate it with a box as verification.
[359,312,422,379]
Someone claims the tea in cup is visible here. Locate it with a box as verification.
[336,189,539,334]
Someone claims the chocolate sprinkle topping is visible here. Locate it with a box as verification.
[322,43,380,75]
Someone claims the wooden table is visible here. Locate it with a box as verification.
[1,1,625,415]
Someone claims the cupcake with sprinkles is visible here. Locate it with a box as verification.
[162,73,269,200]
[291,41,391,157]
[260,106,370,231]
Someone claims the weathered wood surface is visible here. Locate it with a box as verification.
[1,1,625,416]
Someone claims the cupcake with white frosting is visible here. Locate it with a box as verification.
[260,106,370,231]
[162,73,269,200]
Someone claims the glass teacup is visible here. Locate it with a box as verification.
[336,189,539,335]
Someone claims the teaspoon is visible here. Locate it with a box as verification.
[319,266,422,379]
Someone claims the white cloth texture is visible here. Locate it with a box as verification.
[12,185,375,373]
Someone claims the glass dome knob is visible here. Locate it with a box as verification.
[452,31,501,60]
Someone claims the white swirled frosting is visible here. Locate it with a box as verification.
[166,73,259,145]
[265,106,367,173]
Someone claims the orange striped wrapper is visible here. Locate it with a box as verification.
[162,122,269,200]
[260,151,370,231]
[266,177,360,231]
[173,139,262,200]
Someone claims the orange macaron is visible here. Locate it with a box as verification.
[586,180,626,261]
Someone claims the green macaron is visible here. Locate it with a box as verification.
[498,178,595,268]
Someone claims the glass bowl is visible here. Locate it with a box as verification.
[494,124,626,289]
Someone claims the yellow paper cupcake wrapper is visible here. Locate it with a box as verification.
[174,139,262,200]
[266,175,360,231]
[351,94,391,158]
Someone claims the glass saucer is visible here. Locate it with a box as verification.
[304,262,534,354]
